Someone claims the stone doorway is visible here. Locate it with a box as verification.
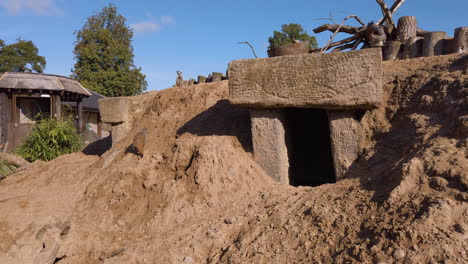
[285,108,335,186]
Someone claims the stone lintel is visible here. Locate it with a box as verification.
[250,109,289,184]
[327,110,362,179]
[98,97,130,124]
[229,48,383,109]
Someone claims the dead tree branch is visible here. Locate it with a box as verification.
[375,0,394,27]
[313,24,361,35]
[377,0,406,25]
[238,41,258,58]
[314,11,338,25]
[320,15,366,52]
[321,33,363,52]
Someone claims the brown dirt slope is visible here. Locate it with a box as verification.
[0,53,466,264]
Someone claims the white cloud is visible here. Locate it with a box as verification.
[0,0,62,16]
[131,16,175,35]
[160,15,175,25]
[130,21,162,34]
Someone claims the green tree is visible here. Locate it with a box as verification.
[0,39,46,73]
[72,4,147,97]
[268,23,318,50]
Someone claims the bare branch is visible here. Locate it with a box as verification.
[320,33,363,52]
[313,24,360,35]
[238,41,258,58]
[375,0,394,27]
[377,0,406,25]
[352,37,364,50]
[320,15,366,52]
[314,10,338,25]
[331,42,356,52]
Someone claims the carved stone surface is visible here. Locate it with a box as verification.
[327,110,362,179]
[229,48,383,109]
[250,109,289,184]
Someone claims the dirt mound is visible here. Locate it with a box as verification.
[0,54,467,264]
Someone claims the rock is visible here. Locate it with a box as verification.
[430,177,449,191]
[261,193,269,199]
[183,256,193,263]
[393,249,406,260]
[224,217,237,225]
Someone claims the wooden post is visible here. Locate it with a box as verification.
[397,16,417,42]
[453,27,468,53]
[54,94,61,119]
[382,41,401,61]
[212,72,223,82]
[77,98,83,133]
[97,115,102,138]
[197,75,207,84]
[402,36,423,59]
[422,31,446,57]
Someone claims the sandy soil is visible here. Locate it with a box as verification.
[0,53,466,264]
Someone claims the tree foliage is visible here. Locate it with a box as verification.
[268,23,318,50]
[0,39,46,73]
[72,4,147,97]
[15,117,83,162]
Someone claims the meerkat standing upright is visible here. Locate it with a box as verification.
[131,128,147,158]
[175,71,183,87]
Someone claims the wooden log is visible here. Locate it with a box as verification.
[402,36,423,59]
[442,37,455,55]
[396,16,417,42]
[313,24,360,34]
[453,27,468,53]
[212,72,223,82]
[197,75,207,84]
[382,41,401,61]
[422,31,446,57]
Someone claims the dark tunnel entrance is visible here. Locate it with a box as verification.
[285,108,336,187]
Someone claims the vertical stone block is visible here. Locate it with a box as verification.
[328,110,362,179]
[250,109,289,184]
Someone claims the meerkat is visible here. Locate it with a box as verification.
[131,128,147,158]
[176,71,183,87]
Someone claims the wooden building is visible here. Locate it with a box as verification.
[0,72,92,152]
[63,89,109,139]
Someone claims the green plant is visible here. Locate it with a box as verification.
[268,23,318,50]
[15,117,83,162]
[0,159,18,180]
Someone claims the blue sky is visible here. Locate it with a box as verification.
[0,0,466,91]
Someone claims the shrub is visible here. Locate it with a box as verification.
[268,23,318,50]
[0,159,18,180]
[16,117,83,162]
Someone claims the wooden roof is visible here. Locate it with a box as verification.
[0,72,91,97]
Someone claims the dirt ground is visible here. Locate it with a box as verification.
[0,53,466,264]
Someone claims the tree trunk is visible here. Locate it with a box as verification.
[397,16,417,42]
[402,36,423,59]
[382,41,401,61]
[453,27,468,53]
[442,37,455,55]
[422,31,446,57]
